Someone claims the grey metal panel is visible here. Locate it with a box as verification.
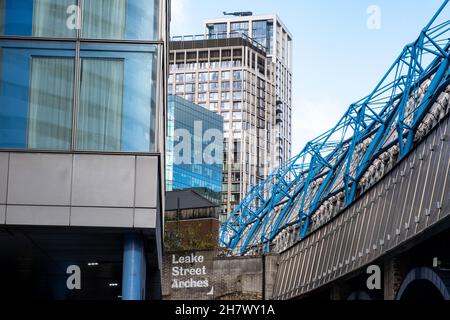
[0,153,8,204]
[420,136,437,230]
[134,209,157,228]
[316,228,327,282]
[397,157,415,245]
[135,156,158,208]
[423,133,441,228]
[414,141,432,234]
[0,205,5,224]
[332,216,345,276]
[408,142,427,238]
[6,205,70,226]
[71,207,134,227]
[273,117,450,300]
[72,154,135,207]
[438,124,450,221]
[361,193,375,264]
[7,153,72,206]
[402,155,419,242]
[429,127,448,225]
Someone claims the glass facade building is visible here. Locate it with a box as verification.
[0,0,168,300]
[166,95,223,205]
[0,0,160,152]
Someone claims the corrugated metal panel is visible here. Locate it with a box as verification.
[272,116,450,299]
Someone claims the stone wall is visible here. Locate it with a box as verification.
[162,250,279,300]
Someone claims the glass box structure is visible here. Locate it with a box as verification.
[166,95,223,205]
[0,0,168,300]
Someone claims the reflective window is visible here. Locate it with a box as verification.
[230,21,249,37]
[185,73,195,82]
[233,70,242,80]
[252,20,273,54]
[175,73,184,83]
[209,82,219,91]
[175,84,184,94]
[0,0,76,37]
[199,72,208,82]
[209,92,218,101]
[221,71,230,81]
[77,43,158,152]
[77,58,124,151]
[0,41,158,152]
[28,57,74,149]
[207,23,226,38]
[0,0,160,40]
[221,81,230,91]
[0,41,75,149]
[209,71,219,81]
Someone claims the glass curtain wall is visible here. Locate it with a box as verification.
[0,0,160,152]
[28,57,74,149]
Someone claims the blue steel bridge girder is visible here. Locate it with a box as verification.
[220,0,450,255]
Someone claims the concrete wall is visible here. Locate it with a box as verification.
[162,250,279,300]
[0,152,159,228]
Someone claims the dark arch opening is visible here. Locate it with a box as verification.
[399,279,445,301]
[396,267,450,300]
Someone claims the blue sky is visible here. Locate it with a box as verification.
[171,0,447,155]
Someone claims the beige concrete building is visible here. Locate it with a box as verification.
[169,34,277,221]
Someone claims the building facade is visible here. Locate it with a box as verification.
[205,15,293,166]
[169,35,277,221]
[166,95,223,205]
[0,0,168,300]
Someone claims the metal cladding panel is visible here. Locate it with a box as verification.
[7,153,72,206]
[135,156,158,208]
[0,153,8,204]
[0,153,160,229]
[134,208,157,228]
[0,205,5,224]
[70,207,134,228]
[6,205,70,226]
[272,116,450,300]
[72,154,135,207]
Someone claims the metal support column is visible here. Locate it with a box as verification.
[122,233,146,300]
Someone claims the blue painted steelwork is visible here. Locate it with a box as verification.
[122,233,146,300]
[220,0,450,255]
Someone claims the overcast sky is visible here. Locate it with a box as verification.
[170,0,447,155]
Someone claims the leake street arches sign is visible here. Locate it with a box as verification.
[171,253,210,289]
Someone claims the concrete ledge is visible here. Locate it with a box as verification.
[134,209,157,228]
[0,205,5,224]
[6,205,70,226]
[71,207,134,228]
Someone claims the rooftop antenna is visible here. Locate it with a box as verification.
[223,11,253,17]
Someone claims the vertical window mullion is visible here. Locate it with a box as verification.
[72,0,82,150]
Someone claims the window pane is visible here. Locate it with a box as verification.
[28,57,74,149]
[0,0,77,37]
[82,0,160,40]
[77,59,124,151]
[0,40,76,149]
[79,43,157,152]
[82,0,126,39]
[33,0,77,37]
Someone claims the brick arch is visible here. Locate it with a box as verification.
[396,267,450,300]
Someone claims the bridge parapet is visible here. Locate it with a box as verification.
[272,114,450,299]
